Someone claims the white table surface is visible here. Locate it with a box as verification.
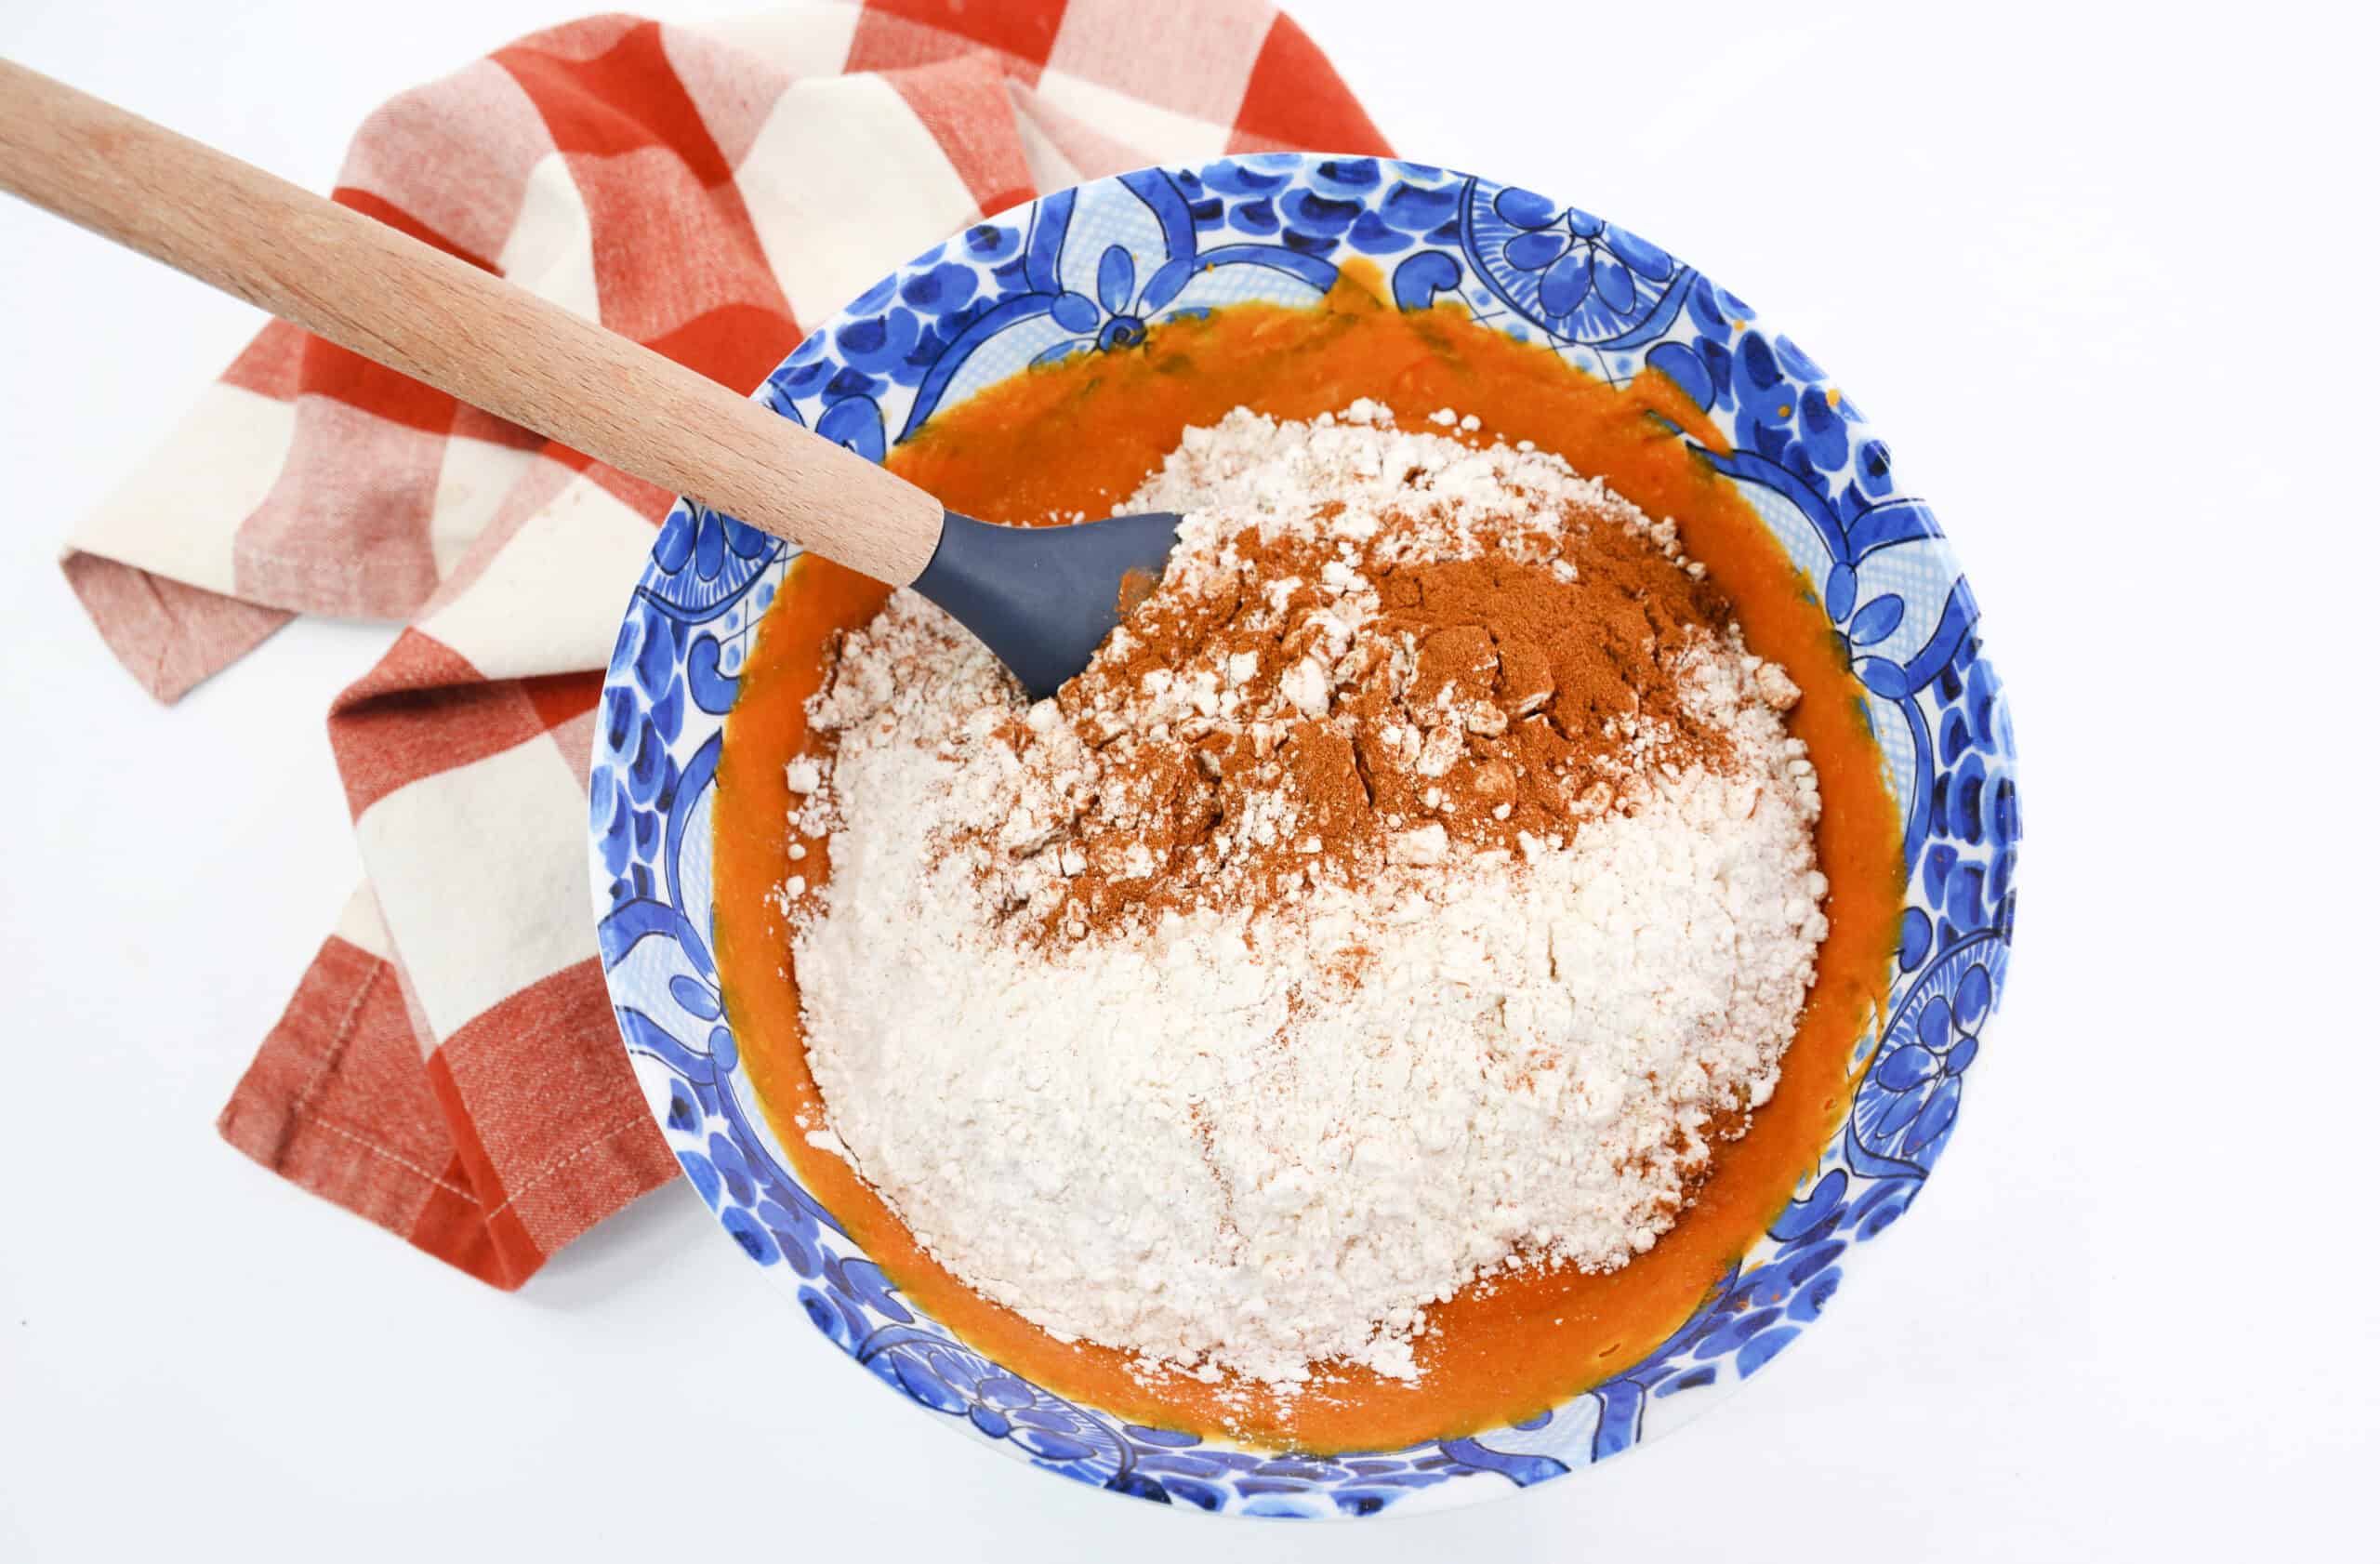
[3,2,2372,1557]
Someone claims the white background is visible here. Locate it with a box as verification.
[2,1,2373,1557]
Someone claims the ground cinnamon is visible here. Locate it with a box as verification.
[1012,431,1754,945]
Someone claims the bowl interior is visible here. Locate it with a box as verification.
[588,154,2018,1520]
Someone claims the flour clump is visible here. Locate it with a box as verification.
[785,404,1827,1392]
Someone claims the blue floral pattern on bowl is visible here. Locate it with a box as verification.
[588,154,2019,1519]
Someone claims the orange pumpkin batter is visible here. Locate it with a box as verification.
[711,266,1901,1453]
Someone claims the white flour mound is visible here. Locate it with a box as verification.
[786,405,1828,1390]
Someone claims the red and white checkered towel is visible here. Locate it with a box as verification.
[63,1,1387,1289]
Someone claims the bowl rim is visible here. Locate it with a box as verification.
[588,151,2020,1521]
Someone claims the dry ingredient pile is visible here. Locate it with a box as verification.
[784,402,1829,1393]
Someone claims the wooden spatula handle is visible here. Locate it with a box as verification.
[0,58,945,585]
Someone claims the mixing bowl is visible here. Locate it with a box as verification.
[588,153,2020,1518]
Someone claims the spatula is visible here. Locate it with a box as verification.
[0,60,1182,699]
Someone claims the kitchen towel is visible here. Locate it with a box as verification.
[63,0,1387,1287]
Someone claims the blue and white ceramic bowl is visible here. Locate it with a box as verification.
[588,154,2020,1519]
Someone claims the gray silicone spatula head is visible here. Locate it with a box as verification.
[910,510,1184,700]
